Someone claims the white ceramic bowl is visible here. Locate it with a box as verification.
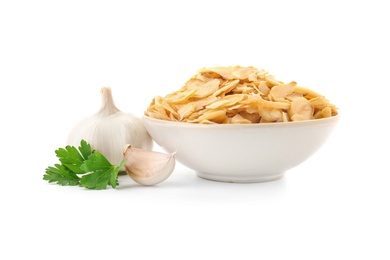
[142,115,340,183]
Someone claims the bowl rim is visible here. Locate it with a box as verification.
[142,114,340,129]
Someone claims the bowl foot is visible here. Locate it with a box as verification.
[196,172,284,183]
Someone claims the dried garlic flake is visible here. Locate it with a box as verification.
[145,66,338,124]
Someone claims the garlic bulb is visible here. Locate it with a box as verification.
[67,87,153,166]
[123,145,175,186]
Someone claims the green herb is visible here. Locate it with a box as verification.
[43,140,126,190]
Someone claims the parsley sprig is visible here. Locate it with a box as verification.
[43,140,126,190]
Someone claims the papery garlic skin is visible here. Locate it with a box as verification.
[67,87,153,166]
[123,145,175,186]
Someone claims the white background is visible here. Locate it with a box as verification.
[1,0,389,259]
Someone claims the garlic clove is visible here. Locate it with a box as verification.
[123,145,175,186]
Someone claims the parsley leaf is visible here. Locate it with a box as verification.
[43,164,80,186]
[78,140,93,160]
[55,140,92,174]
[43,140,125,190]
[80,151,125,190]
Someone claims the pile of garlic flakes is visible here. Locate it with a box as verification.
[145,66,338,124]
